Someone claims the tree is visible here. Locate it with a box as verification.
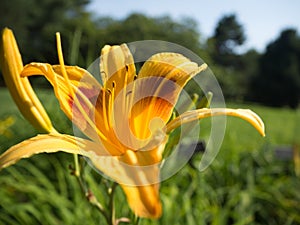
[210,14,246,67]
[95,13,204,57]
[250,29,300,108]
[206,14,248,100]
[242,49,261,100]
[0,0,91,64]
[0,0,95,87]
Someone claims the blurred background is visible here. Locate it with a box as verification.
[0,0,300,224]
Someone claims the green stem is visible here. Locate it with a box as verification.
[108,182,118,225]
[133,214,141,225]
[73,154,80,177]
[71,155,111,224]
[87,190,111,224]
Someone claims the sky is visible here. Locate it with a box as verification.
[87,0,300,52]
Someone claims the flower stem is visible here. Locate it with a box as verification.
[108,182,117,225]
[71,155,111,224]
[73,154,80,177]
[133,214,141,225]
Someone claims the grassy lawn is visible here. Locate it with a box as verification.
[0,87,300,225]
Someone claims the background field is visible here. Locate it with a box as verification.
[0,87,300,225]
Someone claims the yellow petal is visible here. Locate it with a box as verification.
[129,53,207,140]
[91,156,162,218]
[21,63,125,156]
[0,133,110,170]
[90,155,162,218]
[22,64,93,133]
[0,28,55,133]
[90,143,166,218]
[166,108,265,136]
[100,44,136,94]
[121,184,162,218]
[138,52,207,86]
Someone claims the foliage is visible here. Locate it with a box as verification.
[209,14,246,67]
[249,29,300,108]
[206,14,251,101]
[94,13,204,56]
[0,0,91,64]
[1,88,300,224]
[1,2,300,106]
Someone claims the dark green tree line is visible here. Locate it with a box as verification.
[207,14,251,100]
[0,0,92,64]
[249,29,300,108]
[210,14,246,67]
[1,1,300,108]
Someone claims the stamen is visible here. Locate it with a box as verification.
[108,81,115,127]
[102,89,110,131]
[56,33,72,95]
[128,77,137,119]
[100,70,107,86]
[55,33,110,142]
[122,70,128,116]
[112,81,116,88]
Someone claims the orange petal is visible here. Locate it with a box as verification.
[21,63,124,156]
[129,53,207,140]
[121,184,162,218]
[21,63,100,121]
[90,143,166,218]
[138,52,206,86]
[120,148,163,218]
[91,154,162,218]
[0,133,110,170]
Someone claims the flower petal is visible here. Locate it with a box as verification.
[138,53,206,86]
[0,28,55,133]
[129,53,207,140]
[21,63,110,144]
[21,63,100,121]
[166,108,265,136]
[21,64,93,134]
[100,44,136,95]
[0,133,109,170]
[90,156,162,218]
[121,184,162,218]
[89,142,166,218]
[22,63,125,156]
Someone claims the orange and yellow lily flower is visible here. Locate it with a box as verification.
[0,28,265,218]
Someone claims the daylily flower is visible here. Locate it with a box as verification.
[0,28,265,218]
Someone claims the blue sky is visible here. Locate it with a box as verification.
[88,0,300,52]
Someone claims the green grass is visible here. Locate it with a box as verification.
[0,87,300,225]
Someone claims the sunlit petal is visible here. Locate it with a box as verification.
[100,44,136,95]
[21,63,125,156]
[166,108,265,136]
[0,133,110,170]
[90,142,166,218]
[22,64,94,132]
[121,184,162,218]
[91,154,162,218]
[138,53,206,86]
[129,53,207,140]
